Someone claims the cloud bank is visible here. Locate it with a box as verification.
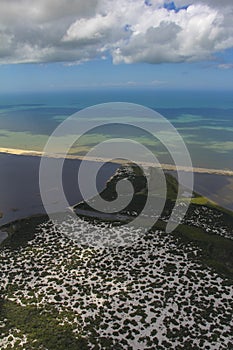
[0,0,232,64]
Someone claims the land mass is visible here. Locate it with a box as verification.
[0,164,233,349]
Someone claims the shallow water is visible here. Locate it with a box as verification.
[193,173,233,211]
[169,170,233,211]
[0,90,233,170]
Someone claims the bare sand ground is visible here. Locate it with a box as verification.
[1,147,233,176]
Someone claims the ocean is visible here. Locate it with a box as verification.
[0,89,232,170]
[0,89,233,226]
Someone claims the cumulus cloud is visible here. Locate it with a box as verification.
[0,0,232,64]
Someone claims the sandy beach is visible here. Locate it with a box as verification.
[0,147,42,156]
[1,147,233,176]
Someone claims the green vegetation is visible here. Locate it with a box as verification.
[0,164,233,349]
[0,215,48,250]
[2,164,233,281]
[0,299,89,350]
[74,164,233,280]
[172,223,233,280]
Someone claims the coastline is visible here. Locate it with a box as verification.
[1,147,233,176]
[0,151,233,248]
[0,148,233,245]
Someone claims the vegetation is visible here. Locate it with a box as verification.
[74,164,233,279]
[0,164,232,349]
[0,299,89,350]
[172,223,233,280]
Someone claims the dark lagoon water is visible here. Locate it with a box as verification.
[0,153,119,226]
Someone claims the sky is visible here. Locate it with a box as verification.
[0,0,233,92]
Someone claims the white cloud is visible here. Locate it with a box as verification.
[0,0,232,64]
[218,63,233,69]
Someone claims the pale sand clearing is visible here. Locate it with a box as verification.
[1,147,233,176]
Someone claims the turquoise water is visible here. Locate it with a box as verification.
[0,89,233,170]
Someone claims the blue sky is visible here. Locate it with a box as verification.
[0,0,233,92]
[1,56,233,93]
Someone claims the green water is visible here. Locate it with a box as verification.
[0,89,232,170]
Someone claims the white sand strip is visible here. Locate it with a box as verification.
[0,147,233,176]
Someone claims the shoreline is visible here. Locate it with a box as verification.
[0,148,233,245]
[1,147,233,177]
